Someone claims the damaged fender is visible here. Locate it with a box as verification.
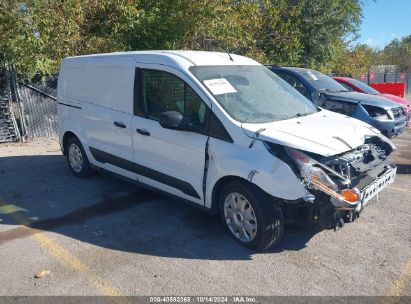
[204,138,310,209]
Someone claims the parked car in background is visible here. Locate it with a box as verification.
[333,76,410,124]
[267,66,407,137]
[58,51,398,251]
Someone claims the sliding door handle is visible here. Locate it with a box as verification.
[136,128,150,136]
[114,121,126,128]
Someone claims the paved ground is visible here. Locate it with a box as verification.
[0,131,410,297]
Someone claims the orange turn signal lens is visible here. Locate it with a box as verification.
[340,189,359,203]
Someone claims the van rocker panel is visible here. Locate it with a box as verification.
[89,147,201,199]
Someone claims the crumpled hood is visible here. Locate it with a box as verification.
[324,91,400,109]
[241,109,387,156]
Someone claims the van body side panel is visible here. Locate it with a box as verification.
[82,102,135,179]
[57,100,83,152]
[205,139,309,208]
[58,57,136,180]
[57,61,82,150]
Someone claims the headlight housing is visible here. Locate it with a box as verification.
[286,148,360,206]
[287,148,338,191]
[363,104,391,120]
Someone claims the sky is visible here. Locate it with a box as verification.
[358,0,411,49]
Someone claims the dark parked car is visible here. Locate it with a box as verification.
[266,66,407,137]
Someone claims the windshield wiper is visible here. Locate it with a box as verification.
[286,112,312,120]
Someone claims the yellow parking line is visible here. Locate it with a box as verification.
[387,186,411,194]
[383,257,411,304]
[27,227,125,297]
[0,198,130,301]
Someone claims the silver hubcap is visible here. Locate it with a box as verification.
[223,192,257,242]
[68,143,83,173]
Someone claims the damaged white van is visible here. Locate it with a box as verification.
[58,51,397,251]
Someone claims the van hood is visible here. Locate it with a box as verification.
[324,91,400,109]
[241,110,384,157]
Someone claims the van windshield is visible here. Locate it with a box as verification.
[190,65,317,123]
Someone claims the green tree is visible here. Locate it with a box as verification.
[332,44,386,76]
[1,1,152,75]
[1,0,364,77]
[290,0,362,72]
[384,35,411,71]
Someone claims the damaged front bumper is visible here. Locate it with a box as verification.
[284,143,397,229]
[300,164,397,230]
[329,164,396,210]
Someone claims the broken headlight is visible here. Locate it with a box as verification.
[286,148,360,206]
[363,105,391,120]
[287,148,337,191]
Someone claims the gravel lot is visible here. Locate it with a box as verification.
[0,130,410,297]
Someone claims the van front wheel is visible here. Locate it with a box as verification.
[219,181,284,251]
[66,137,94,177]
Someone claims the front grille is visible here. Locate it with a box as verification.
[356,174,376,190]
[351,159,394,190]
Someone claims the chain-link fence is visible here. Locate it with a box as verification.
[18,83,58,138]
[1,61,58,142]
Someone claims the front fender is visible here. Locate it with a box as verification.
[205,139,309,208]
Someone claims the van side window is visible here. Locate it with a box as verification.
[141,69,206,129]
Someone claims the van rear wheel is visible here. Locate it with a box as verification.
[219,181,284,251]
[66,137,94,177]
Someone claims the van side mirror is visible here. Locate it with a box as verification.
[159,111,186,130]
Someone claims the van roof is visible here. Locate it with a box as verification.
[63,50,259,68]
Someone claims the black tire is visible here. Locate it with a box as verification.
[65,137,94,177]
[219,181,284,251]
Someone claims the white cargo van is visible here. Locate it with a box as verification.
[58,51,397,251]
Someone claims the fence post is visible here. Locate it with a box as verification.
[367,69,370,85]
